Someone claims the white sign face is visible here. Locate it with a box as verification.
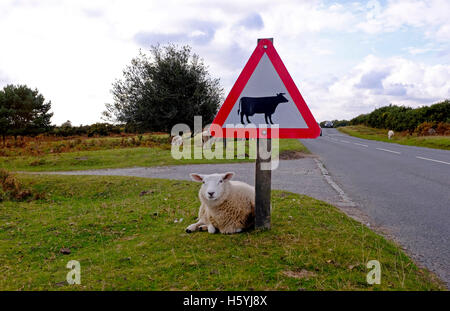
[222,54,307,129]
[212,39,320,139]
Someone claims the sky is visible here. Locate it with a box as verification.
[0,0,449,125]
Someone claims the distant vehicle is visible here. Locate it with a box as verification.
[324,121,334,128]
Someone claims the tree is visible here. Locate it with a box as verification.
[103,44,223,132]
[0,84,53,143]
[0,91,12,145]
[61,120,72,128]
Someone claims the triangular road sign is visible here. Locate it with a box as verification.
[212,38,320,139]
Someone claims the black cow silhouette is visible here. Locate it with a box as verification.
[237,93,289,125]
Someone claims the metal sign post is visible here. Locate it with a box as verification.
[254,38,273,230]
[255,136,271,229]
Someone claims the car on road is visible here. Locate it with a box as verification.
[323,121,333,128]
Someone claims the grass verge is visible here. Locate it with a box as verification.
[0,174,444,290]
[0,139,309,172]
[338,125,450,150]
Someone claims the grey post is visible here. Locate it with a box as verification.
[254,38,274,230]
[257,38,274,44]
[255,136,272,229]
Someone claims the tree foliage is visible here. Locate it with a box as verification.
[104,44,223,132]
[350,100,450,132]
[319,120,349,128]
[0,84,53,143]
[51,122,123,137]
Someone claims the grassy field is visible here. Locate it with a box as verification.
[338,125,450,150]
[0,138,308,172]
[0,174,444,290]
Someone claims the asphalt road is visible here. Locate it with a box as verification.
[301,128,450,286]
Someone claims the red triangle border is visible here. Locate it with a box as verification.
[212,39,320,139]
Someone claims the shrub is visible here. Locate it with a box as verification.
[415,122,435,136]
[350,100,450,133]
[0,169,33,201]
[436,122,450,135]
[52,122,124,137]
[331,119,350,127]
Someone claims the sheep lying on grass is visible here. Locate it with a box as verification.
[186,172,255,234]
[388,130,394,140]
[171,135,183,146]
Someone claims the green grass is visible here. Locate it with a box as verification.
[0,139,308,172]
[0,174,444,290]
[338,125,450,150]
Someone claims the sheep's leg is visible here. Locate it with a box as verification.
[207,224,217,234]
[240,112,245,125]
[185,220,205,233]
[198,225,208,231]
[246,115,251,124]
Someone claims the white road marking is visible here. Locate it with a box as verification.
[416,156,450,165]
[326,130,450,167]
[314,159,356,207]
[376,147,401,154]
[353,142,368,147]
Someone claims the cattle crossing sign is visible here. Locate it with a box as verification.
[212,38,321,230]
[212,38,320,139]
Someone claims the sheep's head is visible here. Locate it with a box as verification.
[190,172,234,203]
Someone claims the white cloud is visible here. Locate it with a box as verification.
[357,0,450,41]
[0,70,10,85]
[435,24,450,42]
[321,55,450,120]
[0,0,448,125]
[405,46,440,55]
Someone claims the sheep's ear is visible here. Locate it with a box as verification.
[223,172,235,181]
[190,173,204,182]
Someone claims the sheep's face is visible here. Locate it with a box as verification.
[190,172,234,202]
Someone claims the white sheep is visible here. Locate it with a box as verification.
[202,124,212,142]
[191,125,219,148]
[201,130,211,145]
[199,124,214,146]
[191,127,212,147]
[171,135,183,146]
[388,130,394,140]
[186,172,255,234]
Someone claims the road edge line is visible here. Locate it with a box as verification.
[376,147,401,154]
[416,156,450,165]
[313,158,356,207]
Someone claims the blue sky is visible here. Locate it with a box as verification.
[0,0,449,125]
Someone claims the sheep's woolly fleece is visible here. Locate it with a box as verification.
[187,173,255,234]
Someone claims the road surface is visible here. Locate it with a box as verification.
[301,128,450,286]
